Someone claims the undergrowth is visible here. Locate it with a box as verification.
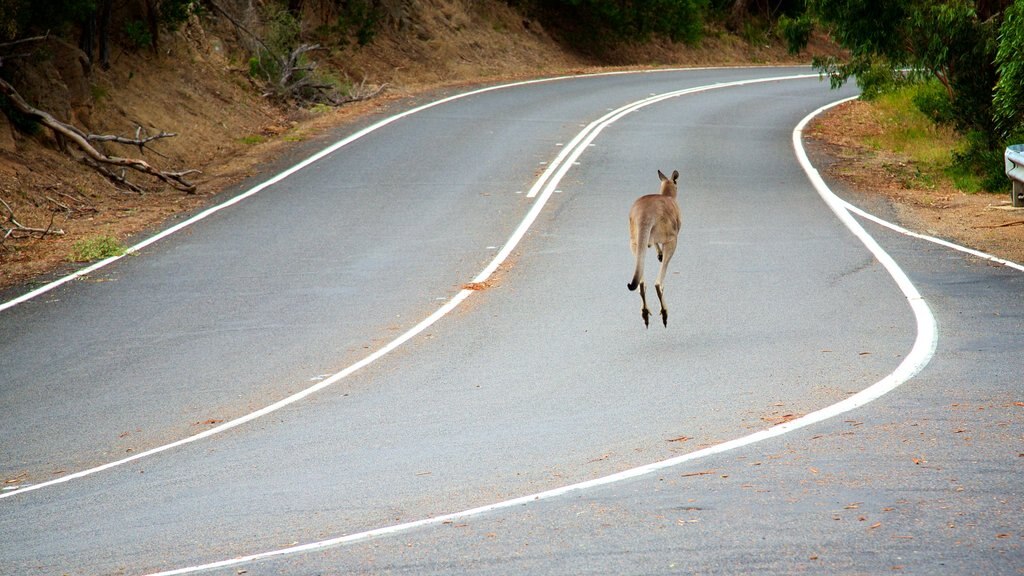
[863,81,1006,194]
[68,236,126,262]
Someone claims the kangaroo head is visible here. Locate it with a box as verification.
[657,169,679,197]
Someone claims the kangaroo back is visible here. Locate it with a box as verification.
[627,169,681,328]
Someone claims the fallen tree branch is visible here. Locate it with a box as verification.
[0,77,199,193]
[80,157,146,194]
[0,33,49,68]
[974,219,1024,229]
[87,127,178,158]
[335,78,388,105]
[0,197,65,242]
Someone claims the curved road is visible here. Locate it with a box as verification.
[1,67,1020,575]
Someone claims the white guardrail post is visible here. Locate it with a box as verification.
[1005,144,1024,208]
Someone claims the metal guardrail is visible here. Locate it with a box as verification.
[1005,144,1024,208]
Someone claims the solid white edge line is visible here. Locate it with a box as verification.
[841,199,1024,272]
[0,72,816,502]
[143,93,945,576]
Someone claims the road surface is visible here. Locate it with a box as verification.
[1,66,1020,575]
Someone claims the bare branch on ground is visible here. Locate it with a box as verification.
[0,77,199,193]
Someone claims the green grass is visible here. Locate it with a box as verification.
[68,236,126,262]
[866,87,958,166]
[946,162,985,193]
[861,84,994,193]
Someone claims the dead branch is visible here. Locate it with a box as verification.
[0,77,198,193]
[45,191,97,216]
[0,33,50,68]
[56,190,97,213]
[87,128,178,158]
[0,34,50,51]
[335,78,388,105]
[205,1,386,107]
[974,219,1024,229]
[206,0,276,58]
[0,197,65,242]
[80,157,146,194]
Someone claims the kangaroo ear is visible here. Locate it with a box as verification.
[658,169,667,182]
[671,170,679,183]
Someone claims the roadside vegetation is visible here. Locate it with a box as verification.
[785,0,1024,194]
[67,235,126,262]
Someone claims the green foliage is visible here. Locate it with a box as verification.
[244,2,354,105]
[266,4,302,52]
[855,60,905,101]
[510,0,707,52]
[869,86,959,166]
[159,0,199,31]
[994,0,1024,141]
[811,0,999,134]
[1,0,195,53]
[336,0,381,46]
[812,0,909,61]
[0,0,96,41]
[122,19,153,50]
[68,236,126,262]
[777,13,812,54]
[248,53,279,84]
[810,0,1015,192]
[951,130,1010,192]
[248,5,301,84]
[910,79,954,125]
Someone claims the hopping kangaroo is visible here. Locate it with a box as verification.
[627,169,681,328]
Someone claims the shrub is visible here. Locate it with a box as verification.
[910,79,954,125]
[994,0,1024,141]
[777,13,812,54]
[122,19,153,50]
[68,236,126,262]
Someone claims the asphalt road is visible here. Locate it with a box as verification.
[1,67,1020,575]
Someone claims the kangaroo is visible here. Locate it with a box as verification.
[627,169,681,328]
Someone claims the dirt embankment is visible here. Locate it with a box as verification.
[807,100,1024,265]
[3,0,1016,294]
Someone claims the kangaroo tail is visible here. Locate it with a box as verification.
[627,219,651,291]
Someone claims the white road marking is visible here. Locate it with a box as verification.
[841,199,1024,272]
[141,90,955,576]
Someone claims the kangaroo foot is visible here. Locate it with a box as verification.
[661,308,668,327]
[641,307,651,328]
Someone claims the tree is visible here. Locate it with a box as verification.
[994,0,1024,141]
[0,0,96,42]
[507,0,708,53]
[792,0,1017,189]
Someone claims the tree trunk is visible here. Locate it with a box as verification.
[728,0,751,31]
[98,0,111,68]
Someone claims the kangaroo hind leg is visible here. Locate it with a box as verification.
[639,282,651,328]
[654,239,677,327]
